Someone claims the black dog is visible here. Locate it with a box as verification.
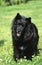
[11,13,39,62]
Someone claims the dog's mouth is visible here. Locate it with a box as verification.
[17,32,21,37]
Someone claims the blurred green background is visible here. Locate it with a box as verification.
[0,0,42,65]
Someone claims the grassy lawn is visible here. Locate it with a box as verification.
[0,1,42,65]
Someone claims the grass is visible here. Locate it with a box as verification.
[0,0,42,65]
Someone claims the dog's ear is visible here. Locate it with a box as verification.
[15,13,21,20]
[26,17,31,23]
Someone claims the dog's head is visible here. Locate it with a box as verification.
[14,13,31,38]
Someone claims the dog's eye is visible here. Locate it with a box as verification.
[18,23,21,25]
[22,25,24,27]
[22,24,24,27]
[14,23,17,25]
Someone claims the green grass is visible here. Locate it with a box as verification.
[0,1,42,65]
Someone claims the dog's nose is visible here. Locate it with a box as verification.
[17,30,21,34]
[18,31,20,33]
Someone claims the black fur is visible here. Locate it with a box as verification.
[11,13,39,62]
